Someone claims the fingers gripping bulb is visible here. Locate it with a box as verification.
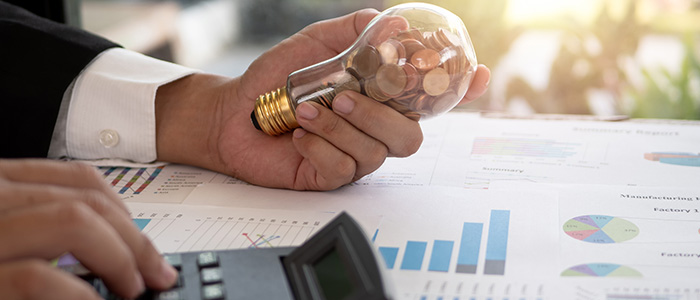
[251,3,478,136]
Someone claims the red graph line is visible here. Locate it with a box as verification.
[242,233,258,249]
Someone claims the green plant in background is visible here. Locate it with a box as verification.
[627,34,700,119]
[505,1,646,115]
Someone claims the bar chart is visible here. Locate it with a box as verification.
[455,223,482,273]
[378,210,511,275]
[484,210,510,275]
[644,152,700,167]
[471,137,580,158]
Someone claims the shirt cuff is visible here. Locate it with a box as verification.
[58,48,197,163]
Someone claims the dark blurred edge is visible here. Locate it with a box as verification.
[236,0,384,43]
[5,0,83,27]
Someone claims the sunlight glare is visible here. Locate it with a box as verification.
[506,0,603,25]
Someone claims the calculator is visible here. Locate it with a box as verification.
[76,212,394,300]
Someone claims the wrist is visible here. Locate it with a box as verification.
[154,73,233,172]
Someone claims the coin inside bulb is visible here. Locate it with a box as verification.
[411,49,441,71]
[377,39,405,65]
[352,46,381,78]
[423,67,450,96]
[375,64,407,97]
[401,39,426,62]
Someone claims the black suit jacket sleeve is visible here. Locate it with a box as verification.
[0,1,119,158]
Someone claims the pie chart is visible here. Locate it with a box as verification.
[561,263,642,277]
[563,215,639,243]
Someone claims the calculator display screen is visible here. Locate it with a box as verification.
[313,248,354,300]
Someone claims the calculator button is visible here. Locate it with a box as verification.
[91,278,109,297]
[197,252,219,268]
[202,283,226,300]
[172,273,183,288]
[200,267,223,284]
[155,289,184,300]
[163,254,183,270]
[106,294,122,300]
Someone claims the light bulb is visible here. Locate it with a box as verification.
[251,2,478,136]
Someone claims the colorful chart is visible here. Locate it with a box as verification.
[471,137,579,158]
[644,152,700,167]
[100,166,165,195]
[561,263,642,277]
[563,215,639,243]
[378,210,510,275]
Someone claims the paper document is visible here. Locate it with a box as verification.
[104,112,700,299]
[354,112,700,189]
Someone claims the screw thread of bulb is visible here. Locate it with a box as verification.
[251,87,299,136]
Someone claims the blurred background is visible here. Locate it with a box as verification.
[78,0,700,119]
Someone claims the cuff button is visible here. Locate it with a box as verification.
[99,129,120,148]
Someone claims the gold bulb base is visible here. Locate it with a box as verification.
[252,87,299,136]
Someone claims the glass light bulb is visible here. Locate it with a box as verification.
[251,2,478,136]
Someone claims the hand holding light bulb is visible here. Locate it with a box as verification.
[155,7,489,191]
[251,3,486,136]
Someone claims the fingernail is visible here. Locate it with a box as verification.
[481,64,491,87]
[296,102,318,120]
[161,260,178,287]
[333,95,355,114]
[132,273,145,296]
[293,128,307,139]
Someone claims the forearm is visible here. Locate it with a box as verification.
[154,73,239,173]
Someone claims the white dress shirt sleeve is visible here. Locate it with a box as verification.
[48,48,198,163]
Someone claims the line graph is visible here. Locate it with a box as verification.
[242,233,281,248]
[126,202,336,253]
